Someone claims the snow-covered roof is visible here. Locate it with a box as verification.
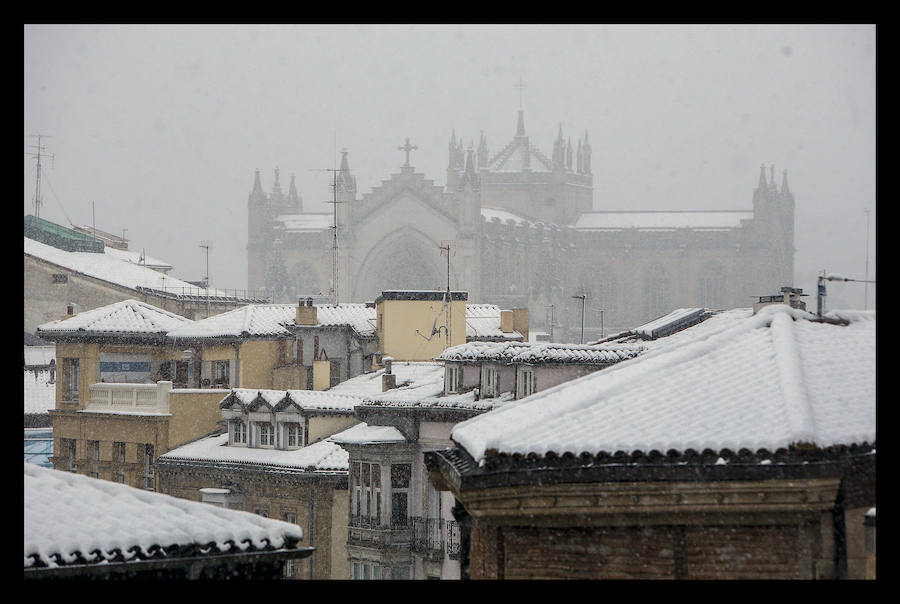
[328,422,407,445]
[103,246,173,270]
[24,345,55,367]
[465,304,524,341]
[167,304,293,339]
[451,305,876,463]
[24,462,304,569]
[167,303,376,339]
[221,388,360,413]
[630,308,707,339]
[481,207,535,227]
[276,213,332,233]
[574,210,754,231]
[24,369,55,416]
[438,340,643,365]
[329,361,445,399]
[509,343,644,365]
[159,432,350,473]
[362,389,514,412]
[37,299,192,336]
[24,236,240,299]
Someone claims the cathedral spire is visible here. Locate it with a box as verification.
[516,110,526,137]
[287,172,303,211]
[272,167,283,197]
[781,169,791,195]
[758,164,768,190]
[449,130,458,170]
[769,164,776,188]
[553,123,565,169]
[566,138,573,171]
[251,168,264,197]
[576,139,584,174]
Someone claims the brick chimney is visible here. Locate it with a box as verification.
[295,297,318,325]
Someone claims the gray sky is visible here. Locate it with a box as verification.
[24,24,876,310]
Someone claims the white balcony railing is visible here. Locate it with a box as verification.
[87,381,172,414]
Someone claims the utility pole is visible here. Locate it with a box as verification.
[571,294,586,344]
[817,271,877,318]
[27,134,53,218]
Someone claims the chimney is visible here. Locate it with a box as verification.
[295,297,318,325]
[500,310,514,333]
[753,286,807,314]
[381,356,396,391]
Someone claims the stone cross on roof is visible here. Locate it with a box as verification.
[398,137,418,167]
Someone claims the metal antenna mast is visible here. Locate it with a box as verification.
[27,135,53,218]
[440,241,456,349]
[200,241,210,318]
[311,162,348,305]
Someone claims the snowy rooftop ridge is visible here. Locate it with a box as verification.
[159,432,350,472]
[451,304,876,463]
[166,303,376,339]
[37,299,192,336]
[222,388,361,412]
[24,463,304,569]
[438,340,644,364]
[24,236,242,299]
[574,210,754,231]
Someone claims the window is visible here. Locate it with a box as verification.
[481,364,499,398]
[519,367,535,398]
[284,559,296,580]
[256,509,269,518]
[351,462,381,526]
[117,468,126,483]
[212,360,230,387]
[257,422,274,447]
[141,444,154,490]
[284,423,303,449]
[444,365,461,394]
[229,421,247,446]
[391,463,410,529]
[390,565,410,580]
[61,438,76,472]
[352,561,382,581]
[62,358,79,401]
[114,441,126,463]
[88,440,100,478]
[282,511,296,525]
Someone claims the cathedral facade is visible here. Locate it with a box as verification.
[247,110,794,342]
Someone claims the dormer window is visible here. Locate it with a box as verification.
[283,422,303,450]
[444,365,461,394]
[257,422,274,447]
[229,421,247,446]
[481,364,500,398]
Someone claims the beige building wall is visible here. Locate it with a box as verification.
[167,390,231,449]
[308,415,359,445]
[377,298,467,361]
[312,360,331,391]
[238,340,280,388]
[55,342,100,409]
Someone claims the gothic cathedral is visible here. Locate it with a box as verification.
[247,109,794,342]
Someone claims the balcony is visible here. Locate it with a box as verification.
[349,515,460,560]
[87,381,172,414]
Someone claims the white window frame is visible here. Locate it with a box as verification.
[481,364,500,398]
[519,366,535,398]
[444,365,460,394]
[257,422,274,448]
[229,420,248,446]
[283,422,303,450]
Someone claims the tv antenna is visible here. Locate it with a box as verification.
[27,134,54,218]
[440,240,456,349]
[311,152,349,305]
[200,241,211,318]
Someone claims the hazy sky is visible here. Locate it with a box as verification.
[24,24,876,310]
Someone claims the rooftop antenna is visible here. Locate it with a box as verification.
[27,134,54,218]
[311,134,347,305]
[440,240,456,349]
[200,241,210,318]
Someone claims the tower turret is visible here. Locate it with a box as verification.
[477,132,488,169]
[287,173,303,213]
[582,130,592,175]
